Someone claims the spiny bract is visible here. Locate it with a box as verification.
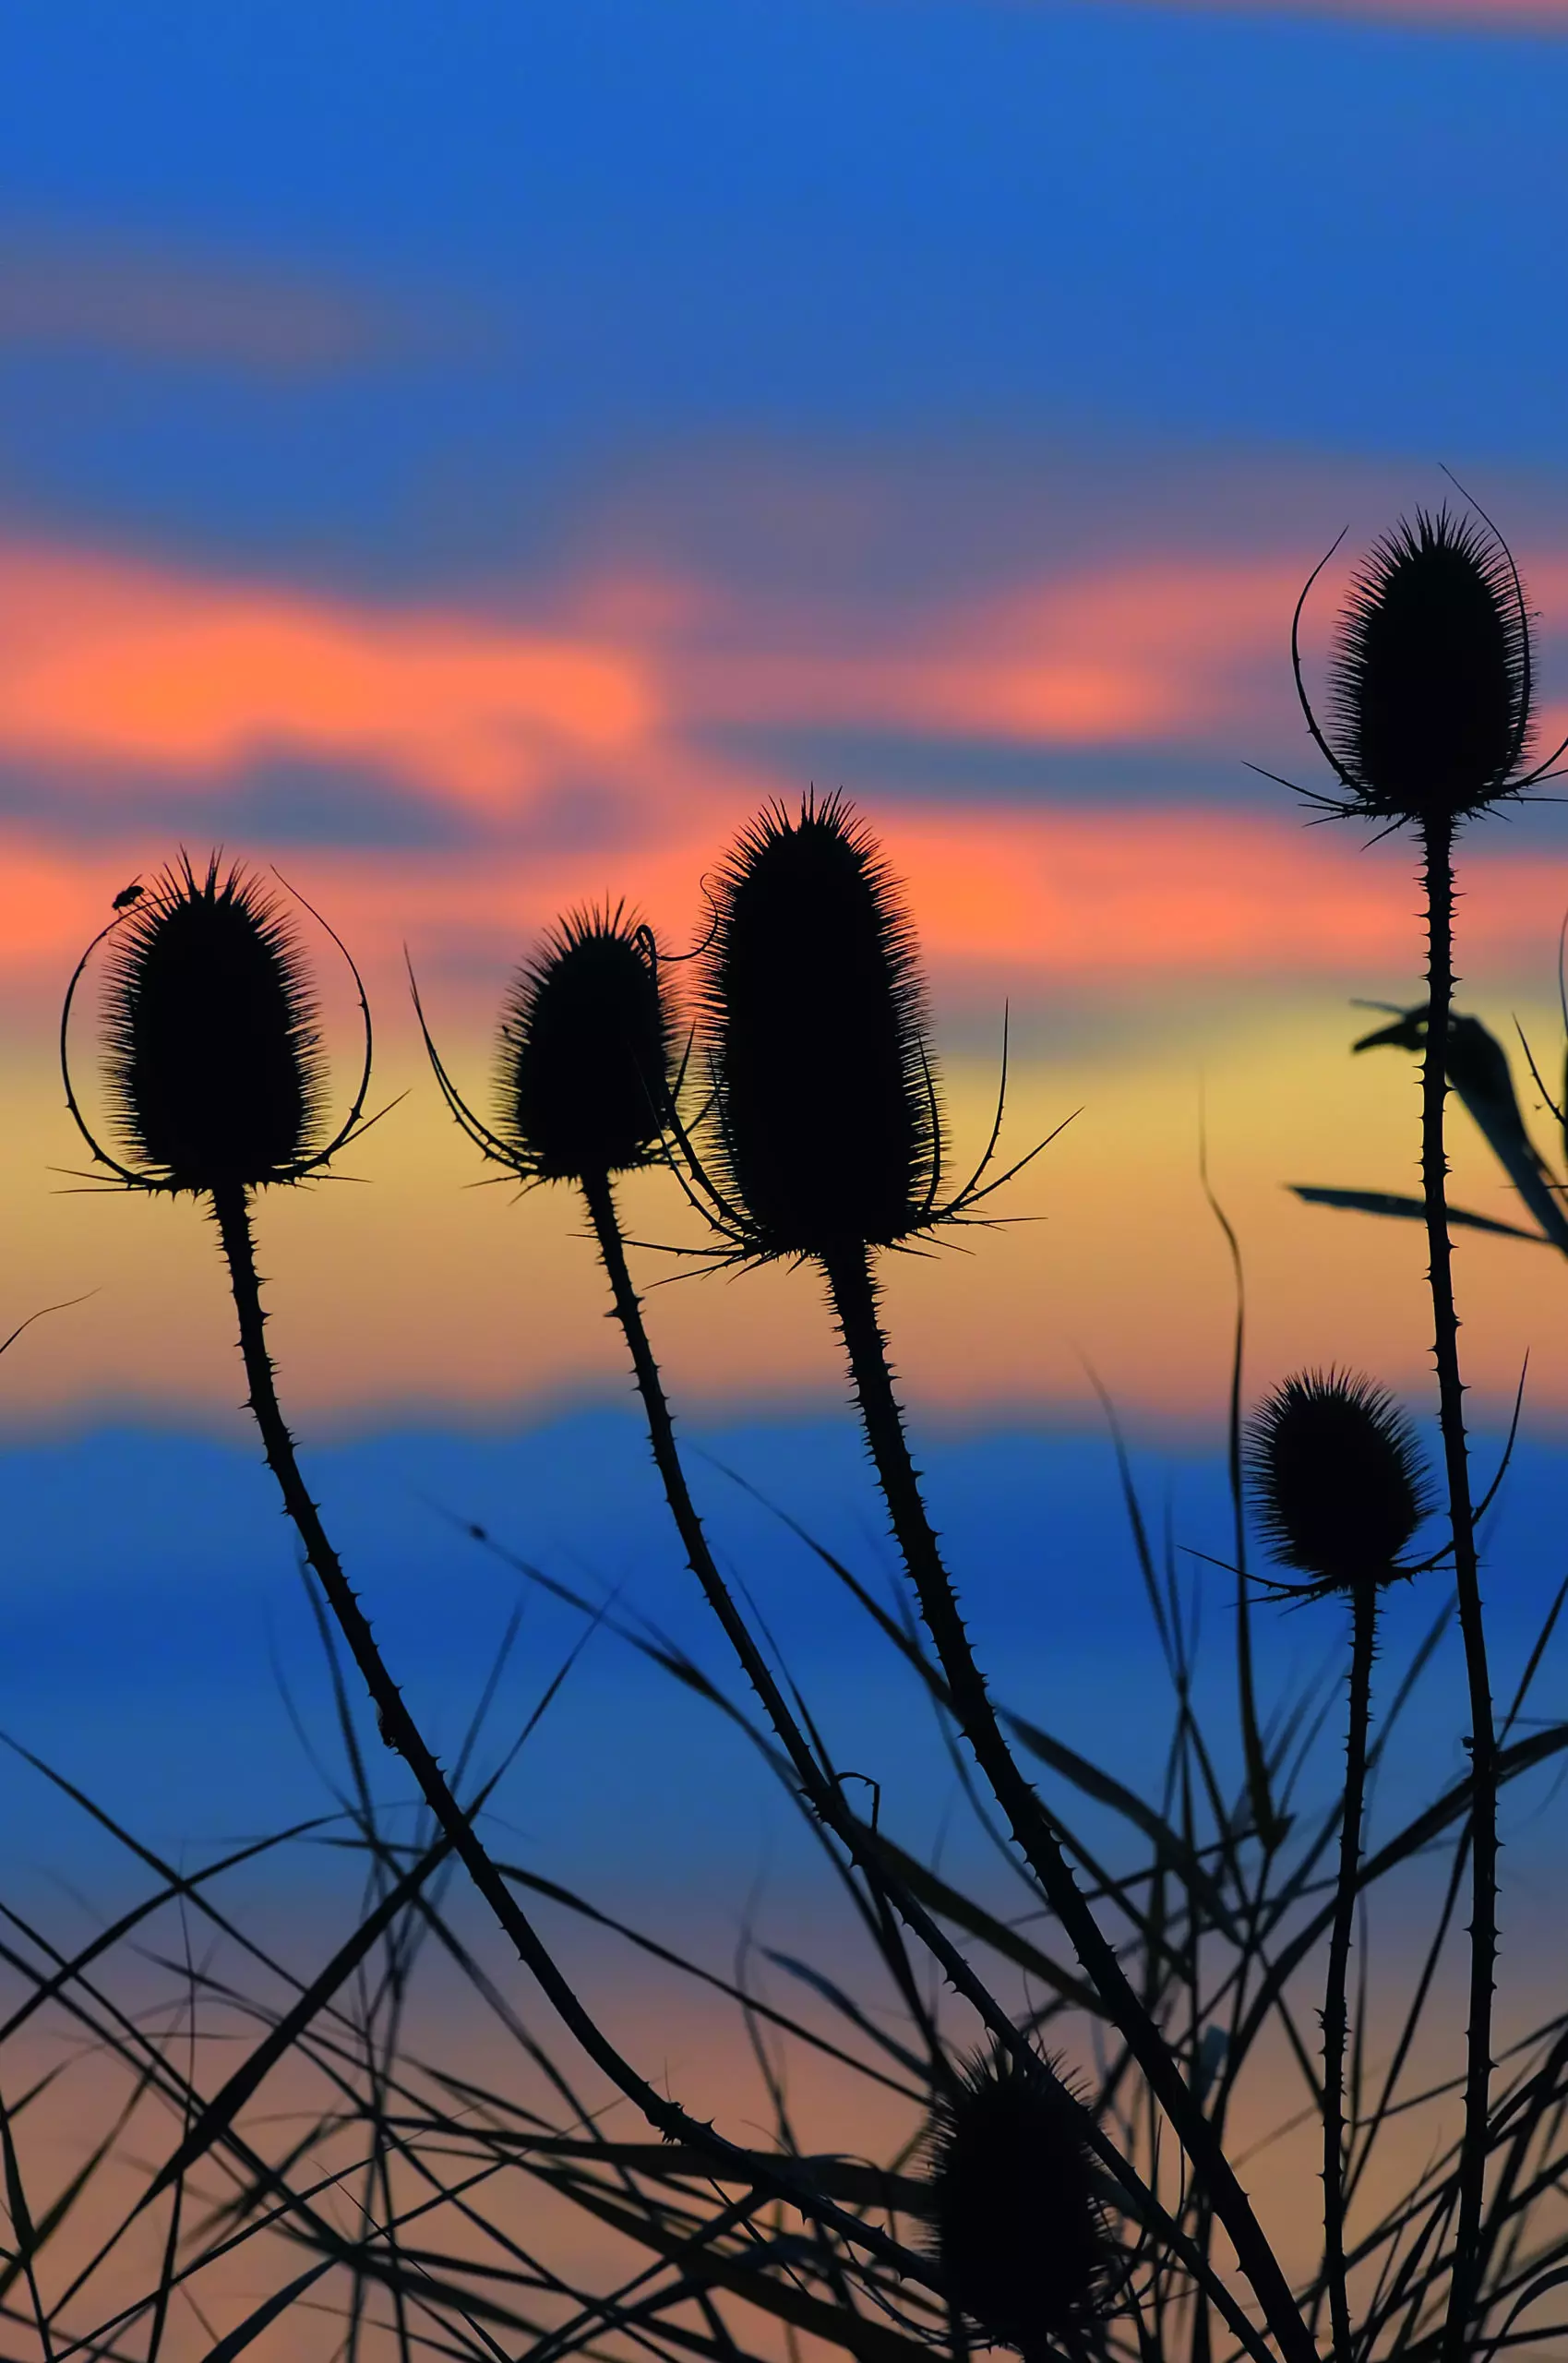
[103,855,326,1194]
[701,794,940,1259]
[927,2045,1107,2359]
[1246,1369,1430,1596]
[497,906,671,1182]
[1326,508,1532,825]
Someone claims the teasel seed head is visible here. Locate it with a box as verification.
[100,855,327,1195]
[700,793,941,1260]
[927,2045,1107,2357]
[496,905,672,1182]
[1310,507,1537,828]
[1246,1369,1431,1598]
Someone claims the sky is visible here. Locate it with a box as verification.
[6,11,1568,2344]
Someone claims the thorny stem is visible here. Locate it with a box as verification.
[207,1179,933,2286]
[1323,1585,1376,2363]
[581,1168,841,1809]
[822,1239,1317,2363]
[1421,818,1498,2363]
[581,1170,1281,2360]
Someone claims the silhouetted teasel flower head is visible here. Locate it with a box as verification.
[1246,1370,1432,1600]
[1292,504,1563,830]
[699,794,942,1259]
[96,856,326,1193]
[927,2045,1107,2358]
[63,854,372,1200]
[496,905,672,1182]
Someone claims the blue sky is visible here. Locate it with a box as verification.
[4,0,1567,589]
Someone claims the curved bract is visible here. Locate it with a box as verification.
[700,794,941,1260]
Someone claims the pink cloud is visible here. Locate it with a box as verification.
[4,527,1562,824]
[676,556,1303,742]
[1,522,1563,1016]
[0,535,1323,829]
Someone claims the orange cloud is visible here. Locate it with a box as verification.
[4,531,1563,834]
[2,525,1564,1026]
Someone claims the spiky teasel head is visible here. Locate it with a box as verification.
[96,855,329,1195]
[1295,504,1561,830]
[496,905,672,1182]
[1246,1370,1432,1600]
[926,2045,1107,2357]
[700,793,941,1261]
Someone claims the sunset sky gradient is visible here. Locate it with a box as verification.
[4,16,1568,2312]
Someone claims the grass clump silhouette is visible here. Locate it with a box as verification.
[928,2045,1108,2362]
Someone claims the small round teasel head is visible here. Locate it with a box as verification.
[496,906,672,1182]
[701,793,941,1260]
[1316,507,1535,828]
[1246,1369,1431,1599]
[102,855,327,1194]
[927,2045,1107,2358]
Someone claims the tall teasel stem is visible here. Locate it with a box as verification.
[1421,817,1497,2363]
[579,1165,840,1801]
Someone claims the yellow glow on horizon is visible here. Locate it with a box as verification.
[5,983,1563,1433]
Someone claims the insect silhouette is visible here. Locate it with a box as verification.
[112,881,145,912]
